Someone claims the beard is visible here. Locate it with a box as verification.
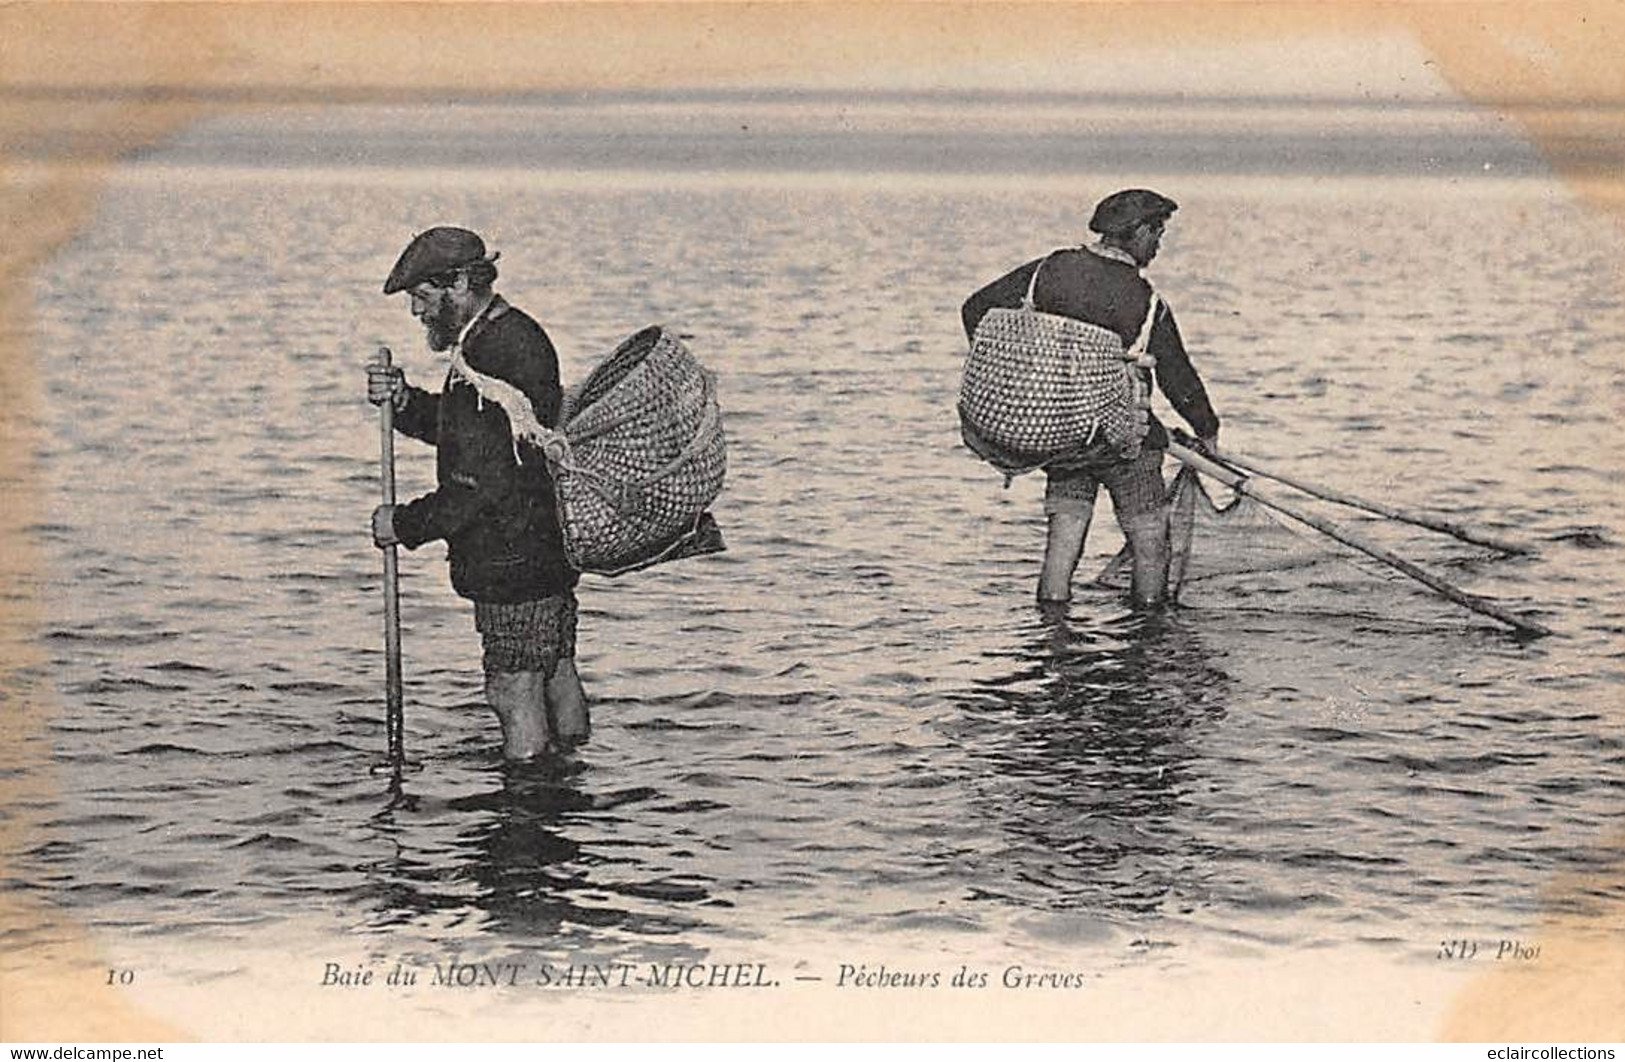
[422,299,463,352]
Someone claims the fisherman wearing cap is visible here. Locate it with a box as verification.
[961,189,1221,606]
[367,227,588,759]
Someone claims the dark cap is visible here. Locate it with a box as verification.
[383,227,491,294]
[1088,189,1178,237]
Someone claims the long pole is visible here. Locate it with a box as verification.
[1217,449,1533,555]
[1167,443,1551,638]
[378,345,405,770]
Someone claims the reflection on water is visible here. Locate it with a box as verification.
[358,765,710,947]
[950,609,1230,920]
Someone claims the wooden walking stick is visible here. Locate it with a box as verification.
[1168,442,1552,638]
[378,346,405,772]
[1217,449,1533,555]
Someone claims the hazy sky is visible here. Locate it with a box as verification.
[1,4,1610,104]
[797,30,1456,100]
[1,6,1619,220]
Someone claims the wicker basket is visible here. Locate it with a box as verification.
[554,326,727,576]
[958,256,1155,475]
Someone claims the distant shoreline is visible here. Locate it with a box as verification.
[6,83,1625,113]
[13,93,1603,181]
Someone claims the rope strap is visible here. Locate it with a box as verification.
[449,344,720,515]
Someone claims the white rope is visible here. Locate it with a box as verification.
[448,343,571,468]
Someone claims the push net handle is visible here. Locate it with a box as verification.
[377,346,404,768]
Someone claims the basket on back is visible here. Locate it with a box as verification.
[554,326,727,576]
[959,254,1157,476]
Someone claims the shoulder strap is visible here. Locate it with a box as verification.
[449,344,565,462]
[1022,255,1051,308]
[1129,291,1161,357]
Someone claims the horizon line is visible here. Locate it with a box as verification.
[4,83,1625,112]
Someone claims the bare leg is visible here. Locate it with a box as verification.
[1039,509,1092,602]
[545,658,590,748]
[1121,508,1171,608]
[485,670,551,760]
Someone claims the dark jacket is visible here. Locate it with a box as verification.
[960,246,1220,451]
[391,296,578,603]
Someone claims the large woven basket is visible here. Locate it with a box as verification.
[554,326,727,576]
[958,304,1145,471]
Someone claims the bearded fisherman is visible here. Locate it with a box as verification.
[961,190,1221,606]
[366,226,588,759]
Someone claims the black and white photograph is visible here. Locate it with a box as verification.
[1,1,1621,1043]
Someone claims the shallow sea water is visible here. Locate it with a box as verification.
[4,99,1625,1021]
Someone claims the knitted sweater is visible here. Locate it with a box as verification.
[392,296,578,602]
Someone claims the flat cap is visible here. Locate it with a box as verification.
[383,227,489,294]
[1088,189,1178,237]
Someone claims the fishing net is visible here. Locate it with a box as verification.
[1096,463,1395,607]
[1091,453,1551,636]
